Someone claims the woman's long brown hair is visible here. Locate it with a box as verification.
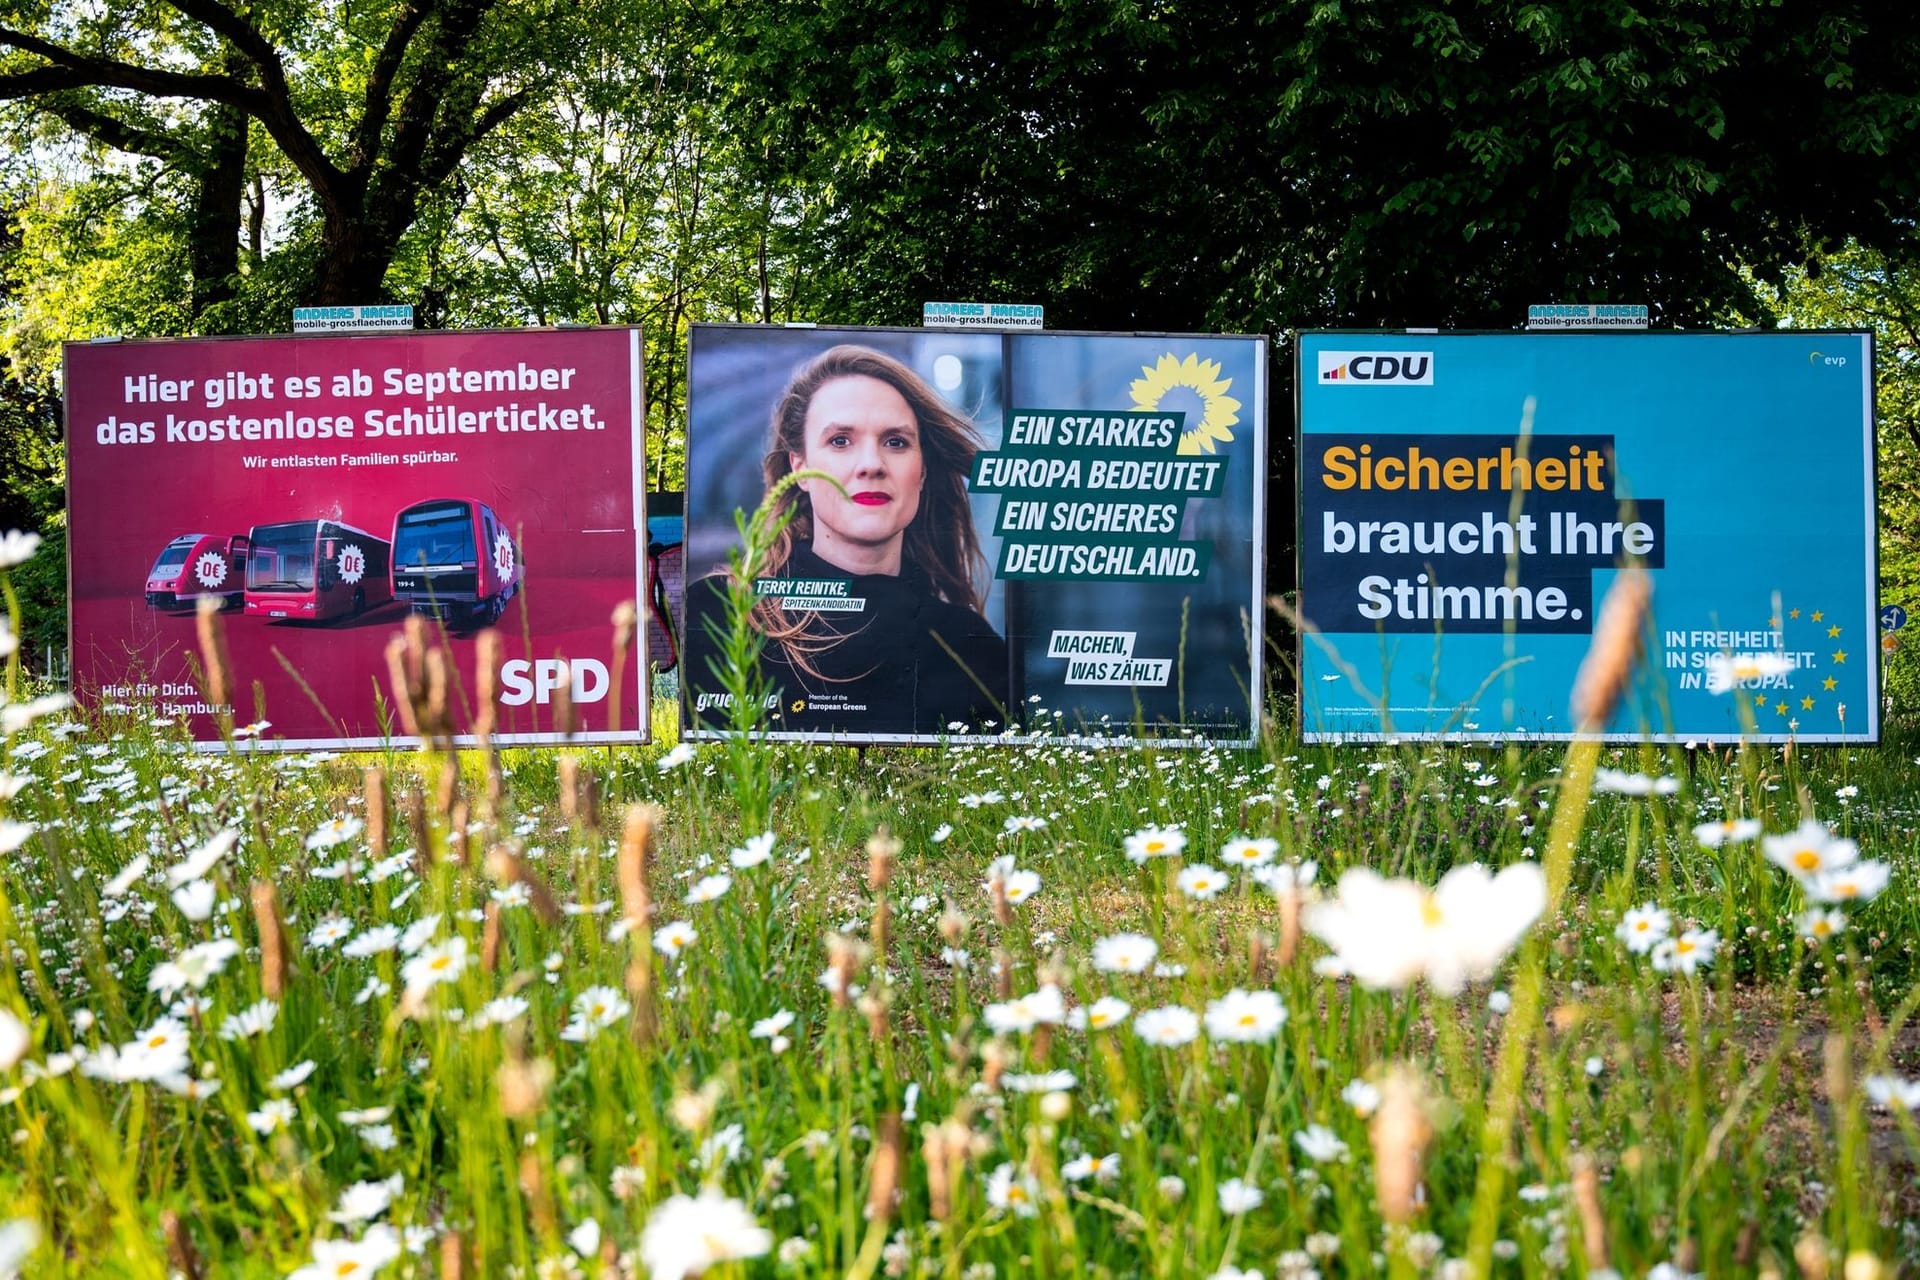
[752,345,989,679]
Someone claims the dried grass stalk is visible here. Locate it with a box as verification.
[250,880,289,999]
[1568,567,1652,730]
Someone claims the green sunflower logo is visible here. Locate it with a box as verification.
[1129,353,1241,456]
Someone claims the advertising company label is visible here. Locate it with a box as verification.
[292,304,416,334]
[921,302,1044,330]
[1526,304,1648,331]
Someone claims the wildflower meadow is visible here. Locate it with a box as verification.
[0,522,1916,1280]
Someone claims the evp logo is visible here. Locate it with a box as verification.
[1317,351,1434,385]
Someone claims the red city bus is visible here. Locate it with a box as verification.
[391,497,522,627]
[145,533,250,610]
[244,519,393,622]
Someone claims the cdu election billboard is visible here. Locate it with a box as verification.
[66,328,648,748]
[1296,331,1877,743]
[682,325,1267,745]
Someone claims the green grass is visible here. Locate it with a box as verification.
[2,575,1919,1278]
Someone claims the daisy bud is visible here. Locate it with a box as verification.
[993,948,1013,1000]
[866,1112,902,1224]
[1369,1067,1433,1225]
[1568,567,1651,731]
[1843,1251,1884,1280]
[1569,1153,1609,1270]
[989,873,1013,929]
[194,596,232,731]
[251,880,290,1000]
[1795,1233,1830,1280]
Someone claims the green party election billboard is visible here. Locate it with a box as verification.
[1296,331,1878,743]
[682,325,1267,745]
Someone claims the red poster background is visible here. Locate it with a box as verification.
[65,328,647,747]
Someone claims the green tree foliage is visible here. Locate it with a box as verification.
[711,0,1920,333]
[1750,244,1920,709]
[392,0,822,491]
[0,201,70,666]
[1,0,565,315]
[412,0,810,495]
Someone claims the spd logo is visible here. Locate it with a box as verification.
[1317,351,1434,385]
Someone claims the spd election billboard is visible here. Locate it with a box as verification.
[682,325,1267,745]
[66,327,648,748]
[1296,331,1877,743]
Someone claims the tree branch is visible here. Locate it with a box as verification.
[0,28,246,104]
[0,24,344,199]
[350,0,440,175]
[159,0,281,81]
[381,0,497,184]
[36,95,196,164]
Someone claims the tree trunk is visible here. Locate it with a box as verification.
[188,94,248,321]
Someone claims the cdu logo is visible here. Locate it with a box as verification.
[1317,351,1435,385]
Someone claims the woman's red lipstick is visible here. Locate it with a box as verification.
[851,492,891,505]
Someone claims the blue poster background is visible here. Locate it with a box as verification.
[1297,332,1877,743]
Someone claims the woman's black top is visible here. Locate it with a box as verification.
[685,542,1009,736]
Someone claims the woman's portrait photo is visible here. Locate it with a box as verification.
[685,331,1011,738]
